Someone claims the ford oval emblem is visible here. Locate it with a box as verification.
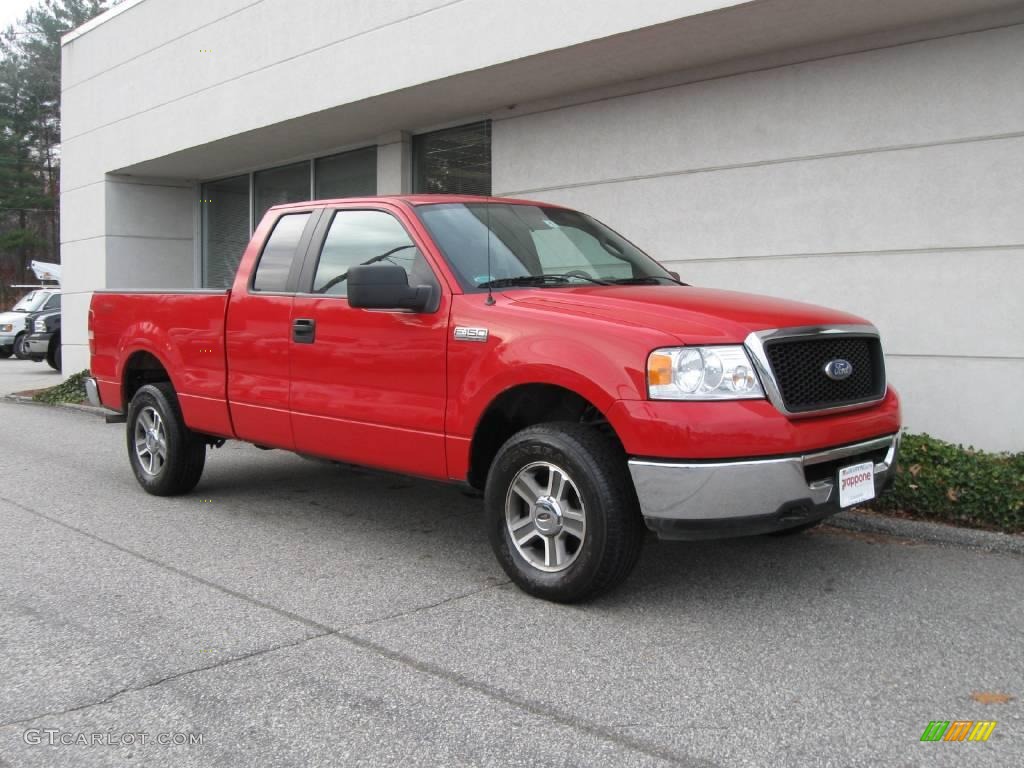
[824,359,853,380]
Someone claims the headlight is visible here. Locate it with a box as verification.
[0,324,11,333]
[34,319,47,332]
[647,345,764,400]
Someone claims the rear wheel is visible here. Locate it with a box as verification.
[13,332,30,360]
[486,423,644,603]
[126,383,206,495]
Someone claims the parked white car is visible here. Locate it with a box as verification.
[0,289,61,359]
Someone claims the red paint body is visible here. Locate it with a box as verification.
[89,196,901,483]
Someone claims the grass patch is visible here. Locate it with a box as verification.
[32,369,91,405]
[868,432,1023,534]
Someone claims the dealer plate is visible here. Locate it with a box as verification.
[838,461,875,508]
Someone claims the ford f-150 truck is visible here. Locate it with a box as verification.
[88,195,901,602]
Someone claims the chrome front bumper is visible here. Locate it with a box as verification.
[25,338,51,356]
[628,433,900,539]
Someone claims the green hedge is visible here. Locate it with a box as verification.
[32,369,90,405]
[869,432,1024,534]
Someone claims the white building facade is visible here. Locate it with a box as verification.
[61,0,1024,450]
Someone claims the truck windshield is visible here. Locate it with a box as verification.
[11,291,42,312]
[416,203,677,291]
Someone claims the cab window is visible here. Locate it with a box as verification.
[252,213,311,292]
[311,209,438,298]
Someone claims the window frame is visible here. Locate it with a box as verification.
[247,209,322,296]
[295,205,443,308]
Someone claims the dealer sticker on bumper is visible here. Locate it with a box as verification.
[838,461,876,508]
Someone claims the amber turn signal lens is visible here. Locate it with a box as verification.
[647,353,673,386]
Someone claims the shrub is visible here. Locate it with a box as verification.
[33,369,91,405]
[869,432,1024,534]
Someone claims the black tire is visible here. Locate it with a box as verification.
[126,383,206,496]
[13,332,30,359]
[485,422,644,603]
[46,336,61,372]
[0,347,11,359]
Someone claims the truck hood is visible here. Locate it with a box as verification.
[506,285,869,344]
[0,311,28,328]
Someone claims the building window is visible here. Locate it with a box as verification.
[254,162,311,225]
[201,174,249,289]
[413,121,491,196]
[200,146,378,287]
[316,147,377,199]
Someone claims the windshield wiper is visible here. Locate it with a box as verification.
[603,276,689,286]
[479,274,611,289]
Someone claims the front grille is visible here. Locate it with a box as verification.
[764,335,885,413]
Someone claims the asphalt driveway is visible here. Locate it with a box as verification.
[0,401,1020,767]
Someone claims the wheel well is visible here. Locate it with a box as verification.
[467,384,618,489]
[123,351,171,405]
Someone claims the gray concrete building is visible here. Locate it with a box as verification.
[61,0,1024,450]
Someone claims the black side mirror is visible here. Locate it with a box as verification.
[347,264,433,312]
[668,271,681,282]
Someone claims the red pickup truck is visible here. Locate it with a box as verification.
[87,195,901,602]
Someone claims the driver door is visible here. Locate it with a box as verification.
[288,204,449,478]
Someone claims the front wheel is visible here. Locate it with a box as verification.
[485,423,645,603]
[13,333,30,359]
[126,383,207,495]
[46,336,61,372]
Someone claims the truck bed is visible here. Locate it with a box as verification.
[90,290,234,438]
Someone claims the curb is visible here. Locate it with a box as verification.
[2,393,108,417]
[827,510,1024,556]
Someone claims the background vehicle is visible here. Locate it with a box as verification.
[25,309,62,371]
[0,289,60,359]
[87,196,901,602]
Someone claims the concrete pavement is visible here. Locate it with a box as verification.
[0,357,62,395]
[0,401,1020,767]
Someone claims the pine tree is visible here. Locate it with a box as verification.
[0,0,109,307]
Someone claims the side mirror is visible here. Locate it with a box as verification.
[347,264,433,312]
[668,271,681,282]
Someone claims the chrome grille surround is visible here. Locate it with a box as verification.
[744,324,887,418]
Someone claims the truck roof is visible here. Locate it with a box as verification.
[269,194,568,212]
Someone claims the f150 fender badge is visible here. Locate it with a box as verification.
[824,359,853,380]
[454,327,489,342]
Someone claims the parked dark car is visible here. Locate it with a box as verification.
[24,309,61,371]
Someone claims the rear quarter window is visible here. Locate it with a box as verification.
[252,213,311,292]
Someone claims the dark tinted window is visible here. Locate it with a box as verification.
[202,174,250,289]
[311,210,436,297]
[43,294,61,310]
[254,162,310,225]
[316,148,377,198]
[413,121,491,196]
[252,213,310,292]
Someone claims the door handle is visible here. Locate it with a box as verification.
[292,318,316,344]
